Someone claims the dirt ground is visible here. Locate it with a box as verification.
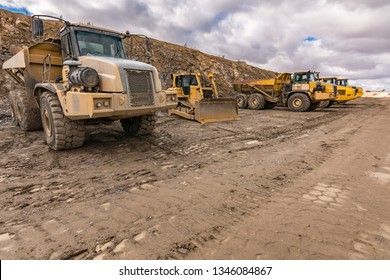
[0,97,389,260]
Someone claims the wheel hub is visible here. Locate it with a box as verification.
[293,99,302,107]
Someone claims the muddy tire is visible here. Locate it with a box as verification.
[121,113,157,136]
[40,91,85,150]
[307,102,319,111]
[13,90,42,131]
[235,94,248,109]
[264,101,277,109]
[287,93,311,112]
[8,92,19,126]
[318,100,332,108]
[248,93,265,110]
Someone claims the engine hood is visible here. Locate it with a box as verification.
[78,56,160,92]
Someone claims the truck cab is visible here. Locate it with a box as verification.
[318,76,358,107]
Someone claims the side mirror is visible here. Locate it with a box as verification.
[32,18,44,37]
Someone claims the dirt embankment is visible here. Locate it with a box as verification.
[0,8,276,99]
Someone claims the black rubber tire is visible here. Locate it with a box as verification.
[248,93,265,110]
[40,91,85,150]
[8,92,19,126]
[14,90,42,131]
[287,93,311,112]
[307,102,319,111]
[121,113,157,136]
[264,101,277,109]
[318,100,332,108]
[235,94,248,109]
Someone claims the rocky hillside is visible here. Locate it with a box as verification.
[0,8,276,98]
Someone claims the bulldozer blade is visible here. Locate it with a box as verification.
[194,98,240,124]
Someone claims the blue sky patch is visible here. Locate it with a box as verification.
[0,5,31,15]
[304,36,318,42]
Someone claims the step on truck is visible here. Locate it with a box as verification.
[232,70,338,112]
[3,15,177,150]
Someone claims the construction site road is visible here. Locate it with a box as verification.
[0,97,389,260]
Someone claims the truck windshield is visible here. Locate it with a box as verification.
[309,72,319,82]
[75,30,126,59]
[338,79,348,86]
[323,78,336,84]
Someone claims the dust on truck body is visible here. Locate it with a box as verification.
[232,71,338,112]
[3,15,177,150]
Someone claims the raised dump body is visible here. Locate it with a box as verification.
[3,15,177,150]
[4,42,63,89]
[232,71,338,112]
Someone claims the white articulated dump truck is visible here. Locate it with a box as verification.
[3,15,177,150]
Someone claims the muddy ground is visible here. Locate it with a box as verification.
[0,97,389,260]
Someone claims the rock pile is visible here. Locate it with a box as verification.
[0,8,276,98]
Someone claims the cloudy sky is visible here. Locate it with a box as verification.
[1,0,390,90]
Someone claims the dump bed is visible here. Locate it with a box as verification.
[232,73,292,97]
[3,41,63,91]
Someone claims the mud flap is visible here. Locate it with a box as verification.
[194,98,240,124]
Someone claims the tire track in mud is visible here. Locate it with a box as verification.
[0,117,347,259]
[0,99,387,259]
[81,121,355,260]
[176,101,390,260]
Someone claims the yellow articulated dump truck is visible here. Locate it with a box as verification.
[3,15,177,150]
[318,77,362,108]
[338,78,364,99]
[232,70,338,112]
[168,72,239,124]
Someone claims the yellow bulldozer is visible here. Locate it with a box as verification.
[168,73,239,123]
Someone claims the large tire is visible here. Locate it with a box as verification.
[40,91,85,150]
[248,93,265,110]
[264,101,277,109]
[235,94,248,109]
[8,92,19,126]
[318,100,332,108]
[287,93,311,112]
[14,90,42,130]
[121,113,157,136]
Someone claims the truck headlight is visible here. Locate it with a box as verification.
[69,67,99,88]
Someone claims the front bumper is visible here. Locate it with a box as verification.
[58,90,177,120]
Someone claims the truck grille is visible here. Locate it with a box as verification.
[125,69,154,106]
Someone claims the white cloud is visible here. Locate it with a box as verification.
[1,0,390,90]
